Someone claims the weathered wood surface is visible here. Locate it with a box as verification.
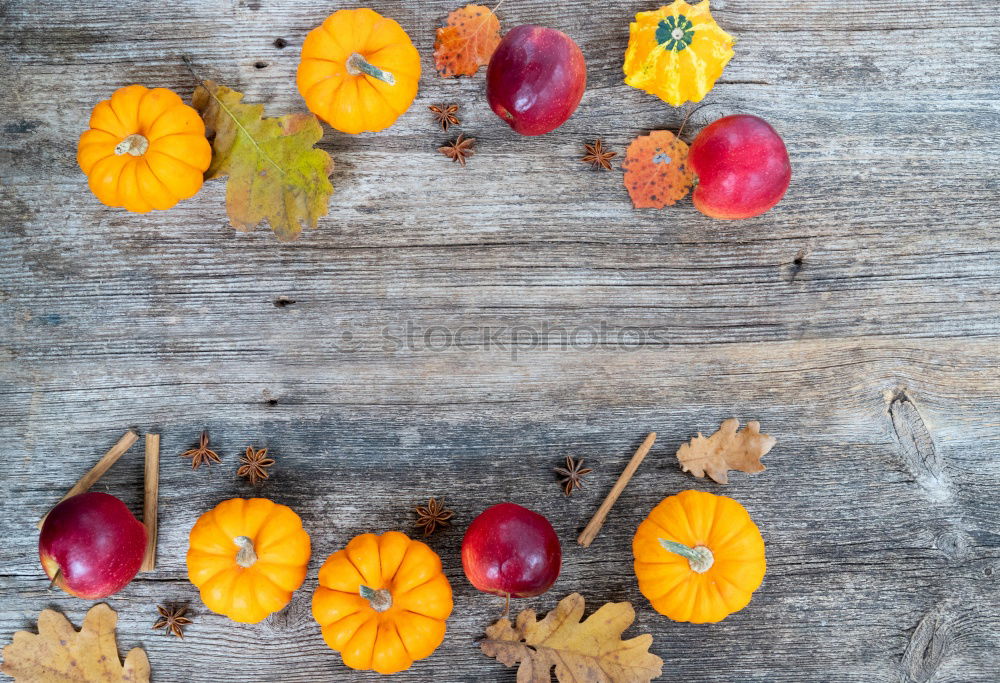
[1,0,998,680]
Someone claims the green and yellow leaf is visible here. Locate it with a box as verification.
[192,81,334,242]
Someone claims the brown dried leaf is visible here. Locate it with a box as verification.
[481,592,663,683]
[1,604,150,682]
[676,418,776,484]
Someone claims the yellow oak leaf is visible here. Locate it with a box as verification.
[434,4,502,77]
[481,592,663,682]
[1,603,149,682]
[192,81,334,242]
[676,418,776,484]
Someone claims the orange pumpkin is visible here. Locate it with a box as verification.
[297,8,421,134]
[312,531,452,674]
[187,498,311,624]
[77,85,211,213]
[633,490,766,623]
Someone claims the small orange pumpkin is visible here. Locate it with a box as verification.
[187,498,311,624]
[77,85,211,213]
[633,490,765,623]
[312,531,452,674]
[297,8,421,134]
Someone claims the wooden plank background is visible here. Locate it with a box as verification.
[1,0,998,680]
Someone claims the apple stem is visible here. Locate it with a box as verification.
[677,102,725,141]
[359,585,393,613]
[659,539,715,573]
[234,535,258,568]
[502,592,510,618]
[345,53,395,85]
[48,567,61,591]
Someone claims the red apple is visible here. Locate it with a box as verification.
[486,25,587,136]
[461,502,561,598]
[688,115,791,220]
[39,492,146,599]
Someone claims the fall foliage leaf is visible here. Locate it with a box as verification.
[192,80,334,242]
[621,130,694,209]
[481,592,663,683]
[1,603,149,682]
[676,418,776,484]
[434,4,502,77]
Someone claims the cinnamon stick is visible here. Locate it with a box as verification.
[141,433,160,572]
[37,430,139,529]
[577,432,656,547]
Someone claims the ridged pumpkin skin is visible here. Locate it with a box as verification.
[623,0,734,107]
[297,9,421,134]
[187,498,311,624]
[633,490,765,623]
[77,85,211,212]
[312,531,453,674]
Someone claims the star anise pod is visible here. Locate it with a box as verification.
[237,446,274,485]
[181,430,221,469]
[554,456,593,496]
[152,604,192,639]
[429,103,460,131]
[439,134,475,167]
[581,139,616,170]
[414,497,454,537]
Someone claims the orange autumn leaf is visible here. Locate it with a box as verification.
[434,4,502,77]
[622,130,694,209]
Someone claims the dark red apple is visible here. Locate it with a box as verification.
[688,115,791,220]
[39,492,146,599]
[486,25,587,136]
[461,502,561,598]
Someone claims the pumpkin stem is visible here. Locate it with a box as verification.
[346,52,396,85]
[359,584,393,613]
[115,133,149,157]
[234,535,258,568]
[659,539,714,573]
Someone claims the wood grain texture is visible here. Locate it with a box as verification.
[1,0,998,681]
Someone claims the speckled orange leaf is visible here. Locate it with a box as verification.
[622,130,694,209]
[434,4,502,77]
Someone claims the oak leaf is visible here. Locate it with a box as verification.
[192,81,333,242]
[621,130,694,209]
[676,418,776,484]
[434,4,502,77]
[480,592,663,683]
[1,603,149,682]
